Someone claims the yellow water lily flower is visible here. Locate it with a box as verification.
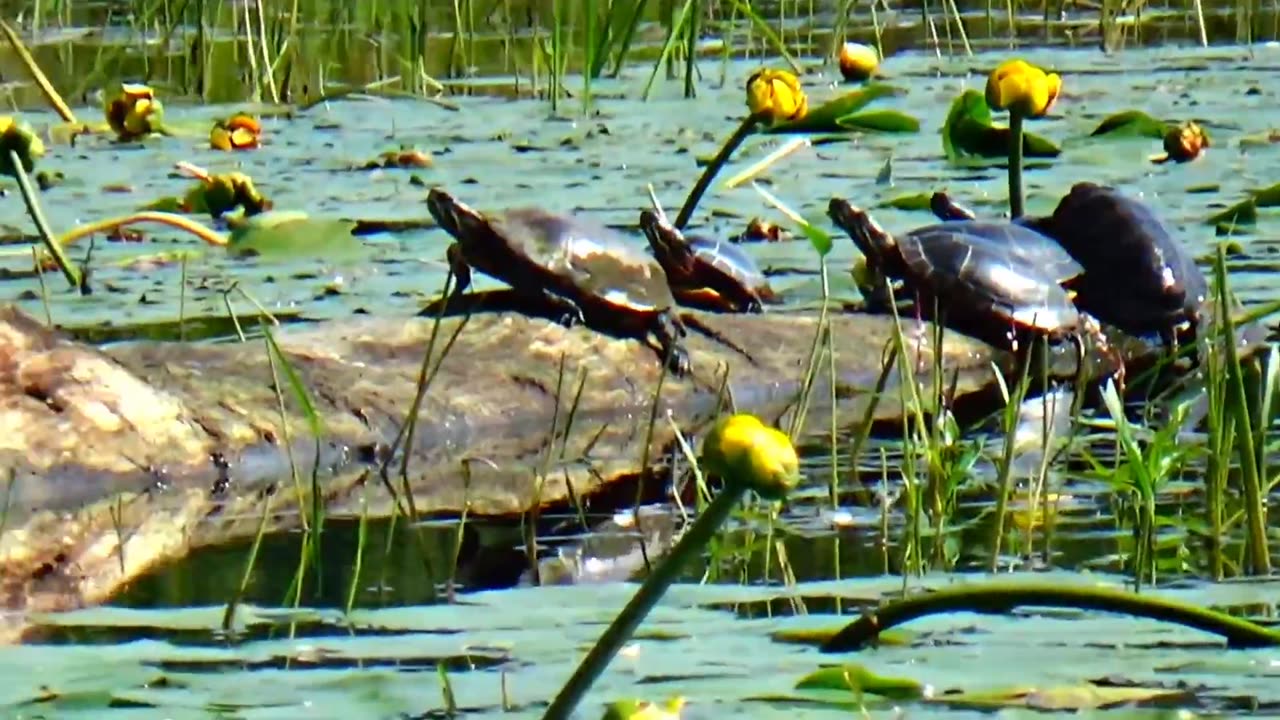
[985,59,1061,118]
[104,82,164,141]
[746,68,808,125]
[210,113,262,151]
[700,413,800,500]
[0,116,45,177]
[838,42,879,82]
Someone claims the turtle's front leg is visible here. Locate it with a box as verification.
[652,311,692,377]
[446,243,473,298]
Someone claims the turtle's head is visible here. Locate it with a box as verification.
[639,210,695,273]
[427,187,485,241]
[828,197,894,261]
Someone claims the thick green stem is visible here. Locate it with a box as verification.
[1007,111,1025,219]
[542,485,746,720]
[11,150,81,290]
[674,114,761,229]
[820,582,1280,653]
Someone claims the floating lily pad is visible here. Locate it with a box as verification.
[1090,110,1171,139]
[878,192,933,212]
[795,664,928,700]
[942,90,1061,161]
[763,83,918,135]
[226,211,366,259]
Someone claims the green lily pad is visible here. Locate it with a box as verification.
[763,83,918,135]
[226,210,366,259]
[878,192,933,212]
[942,90,1061,161]
[837,109,921,133]
[1205,182,1280,227]
[1090,110,1171,139]
[938,683,1192,711]
[1207,200,1257,227]
[795,664,928,701]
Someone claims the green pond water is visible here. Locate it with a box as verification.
[1,6,1280,717]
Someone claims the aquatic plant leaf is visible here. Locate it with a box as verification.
[771,626,916,646]
[762,83,906,135]
[938,683,1191,711]
[1206,200,1257,227]
[942,90,1060,160]
[1090,110,1170,139]
[837,109,921,133]
[795,664,928,700]
[878,192,933,212]
[226,211,364,259]
[1248,182,1280,207]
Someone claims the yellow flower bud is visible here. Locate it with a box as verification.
[1161,120,1208,163]
[838,42,879,82]
[985,59,1061,118]
[700,413,800,500]
[746,69,808,125]
[0,116,45,178]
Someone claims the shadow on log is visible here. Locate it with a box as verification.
[0,303,1122,640]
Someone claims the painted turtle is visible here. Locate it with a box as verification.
[930,183,1207,346]
[426,188,692,375]
[638,210,777,313]
[1028,182,1207,345]
[828,198,1090,352]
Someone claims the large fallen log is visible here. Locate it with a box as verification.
[0,303,1090,640]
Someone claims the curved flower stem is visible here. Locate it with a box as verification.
[1007,111,1025,219]
[820,582,1280,653]
[674,114,762,230]
[10,151,81,290]
[542,484,748,720]
[58,211,229,248]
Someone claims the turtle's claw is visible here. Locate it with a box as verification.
[667,345,693,377]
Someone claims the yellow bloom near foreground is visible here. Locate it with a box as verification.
[700,413,800,500]
[746,68,809,125]
[985,59,1061,118]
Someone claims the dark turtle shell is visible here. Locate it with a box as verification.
[1029,182,1207,341]
[830,198,1084,348]
[427,189,690,374]
[639,210,776,313]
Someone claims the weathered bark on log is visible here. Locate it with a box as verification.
[0,304,1053,640]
